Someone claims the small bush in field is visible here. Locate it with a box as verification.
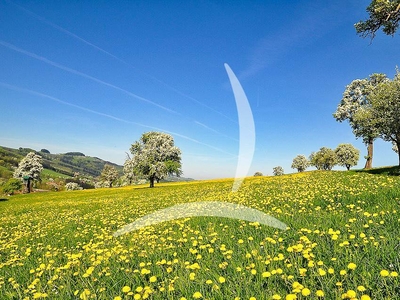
[65,182,82,191]
[1,178,22,195]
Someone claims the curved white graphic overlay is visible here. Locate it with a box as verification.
[113,201,287,237]
[113,64,283,238]
[224,63,255,192]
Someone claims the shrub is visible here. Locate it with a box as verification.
[65,182,83,191]
[2,178,22,195]
[254,172,263,176]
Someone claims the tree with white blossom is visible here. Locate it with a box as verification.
[310,147,337,171]
[333,73,388,169]
[291,155,309,173]
[335,144,360,170]
[100,164,119,188]
[13,152,43,193]
[273,166,284,176]
[125,132,182,188]
[355,70,400,166]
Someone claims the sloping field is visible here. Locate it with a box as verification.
[1,171,399,299]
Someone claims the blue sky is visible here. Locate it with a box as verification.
[1,0,399,180]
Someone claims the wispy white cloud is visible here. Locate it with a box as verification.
[0,40,178,114]
[240,3,344,79]
[0,81,234,156]
[5,0,235,126]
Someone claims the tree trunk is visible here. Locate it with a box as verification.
[397,141,400,167]
[26,178,31,193]
[149,176,155,188]
[364,138,373,169]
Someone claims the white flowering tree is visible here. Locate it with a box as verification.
[100,164,119,188]
[355,71,400,166]
[333,73,388,169]
[273,166,284,176]
[309,147,337,171]
[13,152,43,193]
[334,144,360,170]
[125,132,182,188]
[291,155,309,173]
[123,156,137,185]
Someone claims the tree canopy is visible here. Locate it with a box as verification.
[13,152,43,181]
[335,144,360,170]
[309,147,337,171]
[354,0,400,38]
[272,166,284,176]
[100,164,119,188]
[355,0,400,38]
[125,132,182,188]
[333,73,388,169]
[355,70,400,166]
[291,155,309,172]
[13,152,43,193]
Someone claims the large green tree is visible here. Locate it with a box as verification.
[125,132,182,188]
[355,0,400,38]
[355,71,400,166]
[333,73,388,169]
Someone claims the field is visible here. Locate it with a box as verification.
[1,171,399,300]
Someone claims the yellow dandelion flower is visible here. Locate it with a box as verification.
[262,271,271,277]
[218,276,226,283]
[360,295,371,300]
[346,290,356,298]
[347,263,356,270]
[357,286,366,292]
[302,288,311,296]
[380,269,390,277]
[285,294,297,300]
[122,286,131,293]
[315,290,324,297]
[193,291,202,299]
[149,276,157,283]
[272,295,282,300]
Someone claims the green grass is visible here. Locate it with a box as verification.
[41,169,73,179]
[0,171,399,299]
[353,165,400,176]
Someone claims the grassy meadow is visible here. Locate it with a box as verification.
[1,171,399,300]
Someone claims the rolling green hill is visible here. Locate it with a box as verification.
[0,146,123,180]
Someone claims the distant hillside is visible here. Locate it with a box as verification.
[0,146,123,179]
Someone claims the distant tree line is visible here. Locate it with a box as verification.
[291,144,360,173]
